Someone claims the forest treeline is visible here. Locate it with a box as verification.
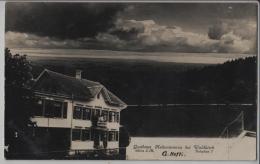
[31,56,257,105]
[173,56,257,104]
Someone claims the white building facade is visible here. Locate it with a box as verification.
[30,69,127,154]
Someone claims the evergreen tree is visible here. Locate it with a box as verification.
[5,48,36,158]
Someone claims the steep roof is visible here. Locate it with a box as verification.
[32,69,127,108]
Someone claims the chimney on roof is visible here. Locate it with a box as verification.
[76,69,82,79]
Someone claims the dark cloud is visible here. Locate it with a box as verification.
[120,3,258,34]
[6,3,125,39]
[6,3,257,38]
[6,17,256,54]
[5,2,257,54]
[208,19,257,40]
[208,22,229,40]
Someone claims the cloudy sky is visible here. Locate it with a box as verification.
[5,2,258,54]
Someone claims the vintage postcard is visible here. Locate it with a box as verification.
[4,1,258,160]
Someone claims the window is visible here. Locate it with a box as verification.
[91,109,101,121]
[34,99,44,116]
[108,131,118,141]
[63,103,67,118]
[109,111,112,122]
[112,112,116,122]
[109,112,118,122]
[108,131,113,141]
[73,106,82,119]
[83,108,91,120]
[72,129,81,141]
[101,131,108,141]
[74,106,92,120]
[101,110,108,122]
[44,100,52,117]
[91,128,95,141]
[52,101,62,117]
[82,129,91,141]
[115,113,119,123]
[40,99,67,118]
[72,129,91,141]
[115,131,119,141]
[95,109,101,116]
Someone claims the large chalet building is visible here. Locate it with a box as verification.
[30,69,127,155]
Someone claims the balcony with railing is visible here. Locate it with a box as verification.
[91,112,120,130]
[97,121,108,128]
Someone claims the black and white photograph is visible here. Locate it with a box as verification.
[3,1,258,160]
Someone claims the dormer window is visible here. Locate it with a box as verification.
[97,93,100,99]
